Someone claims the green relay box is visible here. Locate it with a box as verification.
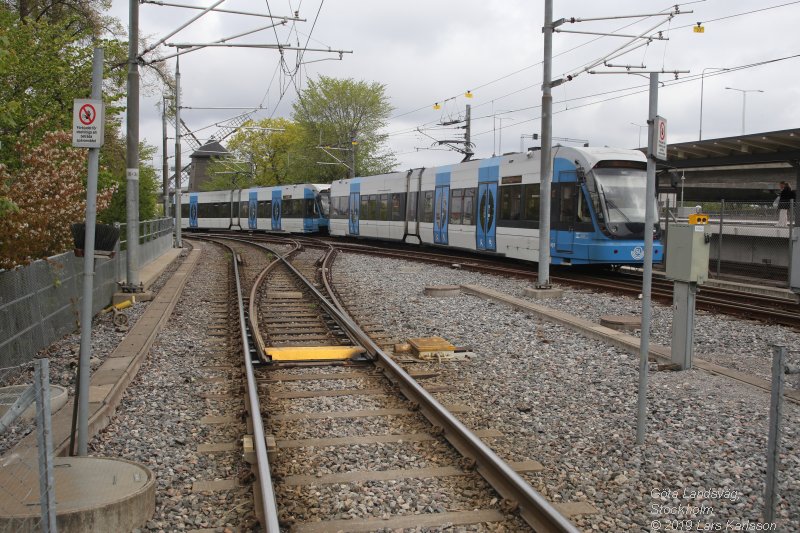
[665,223,711,283]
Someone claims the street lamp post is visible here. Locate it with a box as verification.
[699,67,728,140]
[725,87,764,135]
[630,122,645,148]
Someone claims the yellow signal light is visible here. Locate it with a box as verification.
[433,102,441,110]
[689,213,708,225]
[465,91,474,99]
[693,23,704,33]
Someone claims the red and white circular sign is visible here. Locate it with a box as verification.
[79,103,96,126]
[659,120,666,142]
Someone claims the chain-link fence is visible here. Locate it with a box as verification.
[0,360,56,532]
[0,218,175,368]
[662,201,794,286]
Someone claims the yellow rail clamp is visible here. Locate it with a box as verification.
[688,213,708,225]
[265,346,366,361]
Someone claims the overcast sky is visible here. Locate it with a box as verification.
[108,0,800,176]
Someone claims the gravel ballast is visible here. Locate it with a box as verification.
[333,252,800,532]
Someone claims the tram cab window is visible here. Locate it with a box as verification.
[559,185,577,224]
[577,189,592,223]
[420,190,434,223]
[449,189,464,224]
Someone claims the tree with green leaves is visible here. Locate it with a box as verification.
[205,118,318,190]
[292,76,396,182]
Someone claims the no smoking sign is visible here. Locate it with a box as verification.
[72,99,104,148]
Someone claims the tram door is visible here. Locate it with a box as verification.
[248,191,257,230]
[189,194,198,228]
[433,185,449,244]
[271,189,282,230]
[476,182,497,251]
[348,192,360,235]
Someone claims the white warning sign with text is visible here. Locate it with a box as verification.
[72,99,105,148]
[652,115,667,161]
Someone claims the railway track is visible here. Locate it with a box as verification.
[279,234,800,329]
[207,234,580,532]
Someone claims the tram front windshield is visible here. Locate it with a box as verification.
[317,191,330,218]
[592,166,658,238]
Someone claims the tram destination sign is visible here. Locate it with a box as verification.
[72,99,105,148]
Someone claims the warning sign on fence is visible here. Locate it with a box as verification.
[72,99,104,148]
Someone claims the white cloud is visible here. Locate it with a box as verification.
[110,0,800,173]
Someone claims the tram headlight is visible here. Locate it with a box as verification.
[611,225,618,232]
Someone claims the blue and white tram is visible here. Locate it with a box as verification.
[328,146,663,265]
[180,183,328,233]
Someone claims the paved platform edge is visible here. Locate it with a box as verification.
[460,284,800,405]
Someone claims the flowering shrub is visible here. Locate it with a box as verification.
[0,128,115,269]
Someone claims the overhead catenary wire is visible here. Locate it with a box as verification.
[388,0,798,124]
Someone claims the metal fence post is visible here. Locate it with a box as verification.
[717,200,724,278]
[764,345,785,525]
[35,358,57,533]
[788,200,794,288]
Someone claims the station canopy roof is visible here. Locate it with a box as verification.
[653,128,800,169]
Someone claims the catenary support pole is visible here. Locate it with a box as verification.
[537,0,554,288]
[125,0,141,289]
[175,54,183,247]
[162,96,169,217]
[636,72,659,445]
[78,48,104,456]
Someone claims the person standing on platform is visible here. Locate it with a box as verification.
[776,181,795,227]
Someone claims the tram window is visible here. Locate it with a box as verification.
[407,192,418,222]
[560,186,577,223]
[231,202,239,219]
[360,196,369,220]
[522,184,540,226]
[577,190,592,223]
[463,188,476,225]
[500,185,522,221]
[340,197,350,220]
[420,190,434,223]
[391,193,405,221]
[240,201,248,219]
[369,195,378,220]
[305,198,315,218]
[449,189,464,224]
[379,194,389,220]
[182,203,189,217]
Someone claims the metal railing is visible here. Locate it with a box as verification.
[117,217,174,250]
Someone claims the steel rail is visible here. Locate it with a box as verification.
[247,240,303,362]
[227,240,281,531]
[313,248,579,532]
